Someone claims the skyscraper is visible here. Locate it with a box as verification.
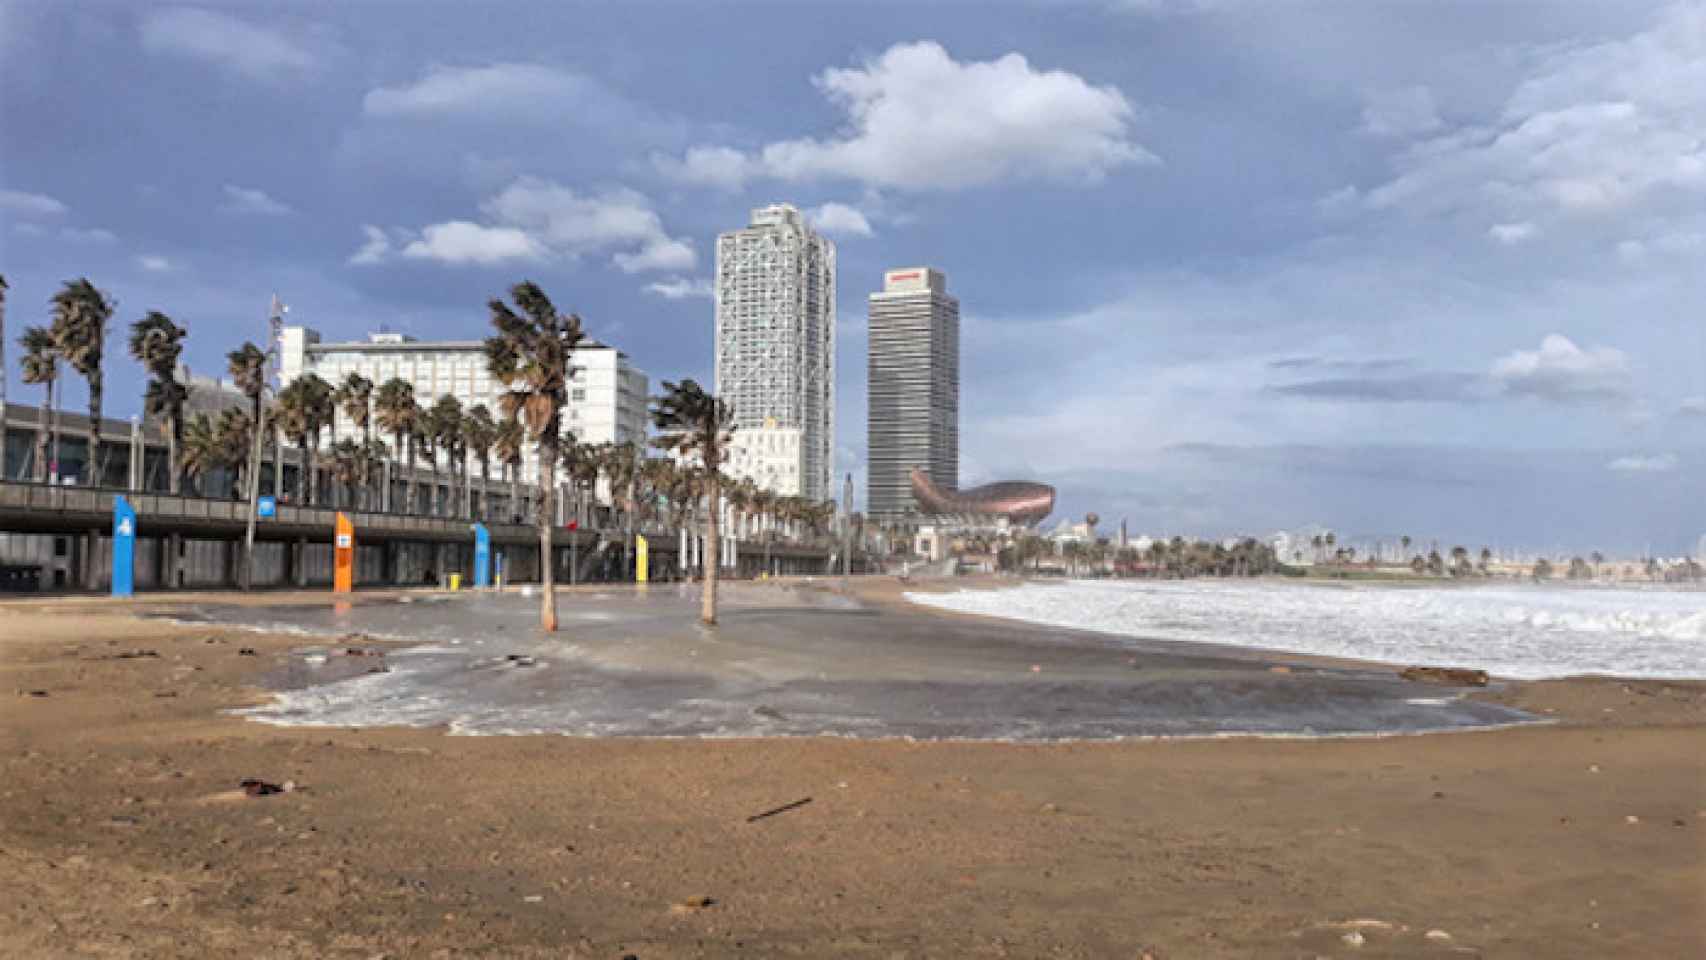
[715,203,836,501]
[867,267,959,524]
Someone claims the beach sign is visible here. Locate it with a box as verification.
[111,495,136,598]
[333,512,355,594]
[473,523,491,588]
[635,534,649,584]
[257,495,276,519]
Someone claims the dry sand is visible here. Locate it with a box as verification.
[2,584,1703,958]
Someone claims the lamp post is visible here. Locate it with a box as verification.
[241,295,286,590]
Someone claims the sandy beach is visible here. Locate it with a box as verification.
[3,580,1703,958]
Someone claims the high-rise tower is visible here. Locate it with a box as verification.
[714,203,836,501]
[867,267,959,524]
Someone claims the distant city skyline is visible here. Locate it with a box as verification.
[2,2,1702,553]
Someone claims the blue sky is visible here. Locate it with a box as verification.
[3,1,1704,555]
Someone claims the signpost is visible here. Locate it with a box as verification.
[111,495,136,598]
[473,523,491,588]
[635,534,649,584]
[333,512,355,594]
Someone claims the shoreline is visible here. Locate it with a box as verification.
[4,588,1703,957]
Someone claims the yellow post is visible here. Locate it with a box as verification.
[635,535,649,583]
[333,513,355,594]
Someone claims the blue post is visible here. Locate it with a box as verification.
[473,524,491,588]
[112,495,136,598]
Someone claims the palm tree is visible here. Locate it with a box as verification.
[19,326,61,483]
[493,417,525,519]
[560,434,596,526]
[334,373,374,507]
[598,441,641,575]
[484,281,584,632]
[50,278,113,485]
[277,374,333,505]
[373,378,417,513]
[463,404,496,520]
[1400,535,1412,561]
[127,311,188,493]
[226,341,268,493]
[180,412,222,495]
[652,378,735,624]
[428,394,464,517]
[213,407,256,498]
[330,438,362,507]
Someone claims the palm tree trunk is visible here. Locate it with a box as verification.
[405,436,417,515]
[166,414,180,494]
[34,380,51,483]
[87,373,102,486]
[702,474,720,624]
[48,379,60,484]
[537,445,558,631]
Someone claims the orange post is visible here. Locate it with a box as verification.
[333,512,355,594]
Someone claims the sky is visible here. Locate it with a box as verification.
[2,0,1704,556]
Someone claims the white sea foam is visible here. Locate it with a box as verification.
[907,580,1706,679]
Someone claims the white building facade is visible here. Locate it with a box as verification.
[280,327,647,478]
[714,203,836,502]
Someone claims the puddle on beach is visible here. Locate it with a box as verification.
[175,587,1538,741]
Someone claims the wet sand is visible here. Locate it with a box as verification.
[2,580,1704,958]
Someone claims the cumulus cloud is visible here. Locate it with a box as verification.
[1490,334,1631,402]
[367,178,694,275]
[219,184,293,216]
[400,222,546,265]
[644,277,714,300]
[1360,86,1442,138]
[1488,221,1538,245]
[659,41,1154,191]
[1364,5,1706,225]
[1607,453,1677,473]
[139,8,316,82]
[136,255,172,272]
[347,225,393,266]
[807,202,874,237]
[0,188,67,217]
[1678,396,1706,417]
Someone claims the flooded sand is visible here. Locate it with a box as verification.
[177,582,1535,739]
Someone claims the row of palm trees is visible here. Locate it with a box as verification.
[7,274,821,627]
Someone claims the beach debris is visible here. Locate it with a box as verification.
[21,689,49,698]
[1399,666,1489,687]
[1269,665,1292,674]
[1030,664,1041,672]
[1425,930,1453,942]
[1341,930,1365,947]
[752,705,786,721]
[238,648,258,657]
[240,778,294,798]
[1587,764,1601,773]
[1674,818,1687,828]
[746,797,812,823]
[504,654,538,667]
[153,691,178,698]
[339,646,383,657]
[522,894,544,903]
[1624,815,1640,824]
[669,895,716,914]
[84,649,159,661]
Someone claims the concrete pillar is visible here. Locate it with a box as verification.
[293,537,308,588]
[82,528,101,591]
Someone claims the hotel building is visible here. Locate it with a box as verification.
[714,203,836,502]
[867,267,959,524]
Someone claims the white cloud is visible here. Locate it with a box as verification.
[219,184,293,216]
[1488,221,1538,245]
[400,221,546,265]
[1365,5,1706,225]
[136,255,172,272]
[1679,396,1706,417]
[661,40,1155,191]
[0,188,67,217]
[1607,453,1677,473]
[362,63,650,127]
[807,202,874,237]
[1490,334,1631,402]
[59,226,118,243]
[378,178,692,275]
[1361,86,1441,138]
[644,277,714,300]
[347,225,392,266]
[652,145,754,190]
[139,8,316,82]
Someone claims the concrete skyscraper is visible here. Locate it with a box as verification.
[714,203,836,501]
[867,267,959,524]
